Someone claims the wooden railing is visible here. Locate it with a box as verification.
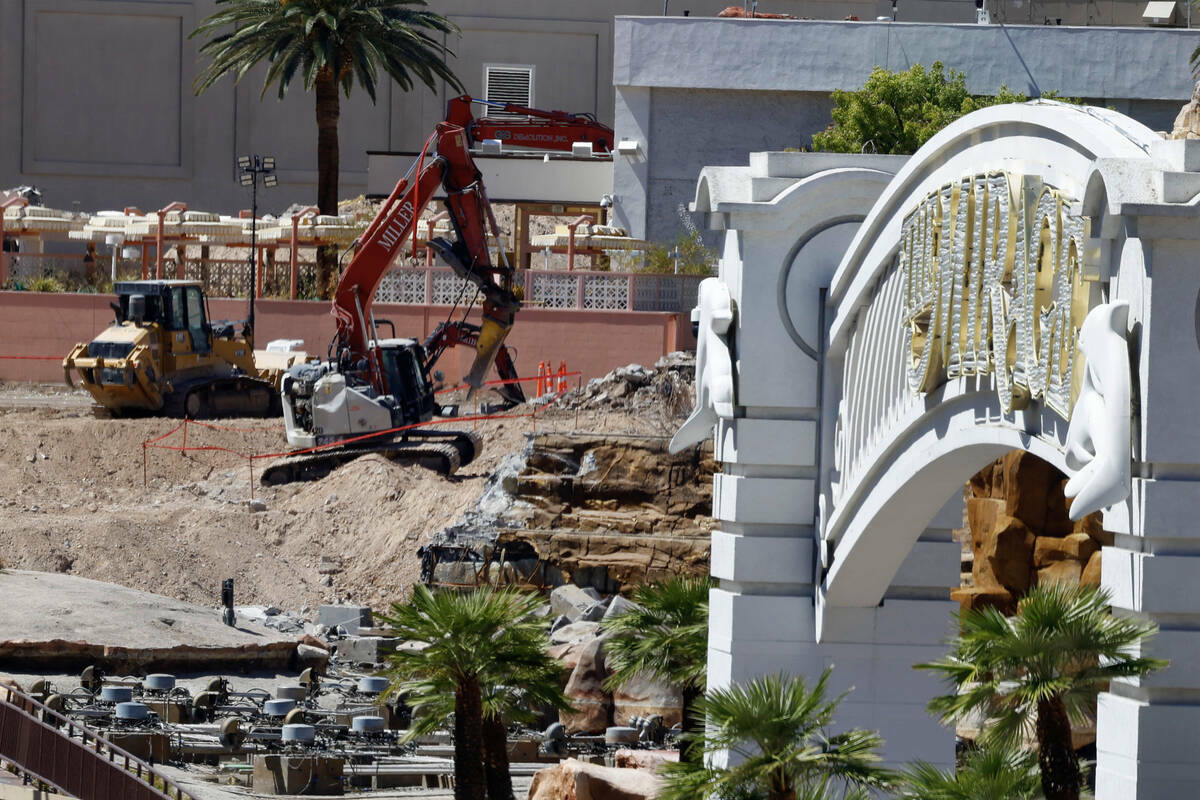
[0,684,194,800]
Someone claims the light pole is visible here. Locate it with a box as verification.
[236,155,277,338]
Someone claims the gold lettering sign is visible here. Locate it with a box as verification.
[900,172,1093,419]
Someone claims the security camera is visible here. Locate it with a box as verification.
[600,194,613,209]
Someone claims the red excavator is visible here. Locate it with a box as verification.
[263,96,612,484]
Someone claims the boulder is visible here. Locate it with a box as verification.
[528,758,662,800]
[976,514,1035,594]
[552,584,600,623]
[1000,451,1059,531]
[1170,82,1200,140]
[604,595,641,621]
[950,586,1016,615]
[560,635,613,734]
[612,671,684,728]
[1073,511,1114,546]
[1034,532,1099,567]
[1038,559,1082,586]
[549,640,589,676]
[1081,550,1103,587]
[551,621,601,646]
[613,748,678,772]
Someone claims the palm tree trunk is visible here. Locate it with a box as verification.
[481,713,514,800]
[680,685,702,764]
[454,677,488,800]
[1036,696,1080,800]
[314,66,340,299]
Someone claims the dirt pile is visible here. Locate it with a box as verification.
[0,395,565,613]
[555,352,694,417]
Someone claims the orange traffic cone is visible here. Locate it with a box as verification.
[557,361,568,393]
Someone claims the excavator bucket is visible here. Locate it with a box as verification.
[464,309,515,397]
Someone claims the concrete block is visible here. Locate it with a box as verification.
[1159,170,1200,203]
[707,638,825,688]
[1102,549,1200,614]
[708,588,814,645]
[713,473,814,525]
[715,417,816,467]
[1096,692,1200,764]
[1150,138,1200,173]
[336,636,400,665]
[890,540,959,590]
[1130,477,1200,539]
[318,605,372,633]
[550,584,601,622]
[1094,752,1200,800]
[709,528,814,585]
[1116,628,1200,690]
[819,599,956,646]
[253,755,343,794]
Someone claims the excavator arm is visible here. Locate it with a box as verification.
[331,95,613,397]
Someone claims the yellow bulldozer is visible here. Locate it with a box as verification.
[63,280,305,418]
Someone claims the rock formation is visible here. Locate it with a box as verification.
[1170,81,1200,139]
[952,451,1110,614]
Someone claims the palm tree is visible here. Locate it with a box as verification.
[917,582,1167,800]
[191,0,463,296]
[898,744,1042,800]
[659,669,891,800]
[379,586,551,800]
[600,576,708,753]
[399,646,569,799]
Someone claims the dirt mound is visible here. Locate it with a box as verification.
[0,391,652,614]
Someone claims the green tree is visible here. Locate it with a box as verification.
[812,62,1034,155]
[399,651,569,799]
[379,586,553,800]
[191,0,463,296]
[640,234,718,276]
[918,583,1167,800]
[600,576,708,754]
[898,744,1042,800]
[659,669,891,800]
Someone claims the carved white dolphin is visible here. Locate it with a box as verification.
[1063,300,1131,521]
[670,277,735,454]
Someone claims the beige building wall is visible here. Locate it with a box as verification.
[0,0,1191,216]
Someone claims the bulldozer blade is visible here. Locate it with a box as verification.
[464,313,514,398]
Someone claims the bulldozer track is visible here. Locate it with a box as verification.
[259,429,482,486]
[163,376,280,420]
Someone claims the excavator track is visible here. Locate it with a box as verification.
[259,429,482,486]
[164,376,280,420]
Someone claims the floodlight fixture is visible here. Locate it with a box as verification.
[236,153,278,337]
[263,174,278,188]
[262,156,276,171]
[237,155,252,170]
[239,173,254,187]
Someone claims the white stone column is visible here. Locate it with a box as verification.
[695,152,955,768]
[1096,141,1200,797]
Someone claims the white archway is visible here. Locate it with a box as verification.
[689,103,1200,795]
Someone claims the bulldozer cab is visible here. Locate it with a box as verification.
[115,281,211,355]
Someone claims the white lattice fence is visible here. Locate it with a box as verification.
[530,273,578,309]
[431,270,475,305]
[376,269,428,304]
[582,275,629,309]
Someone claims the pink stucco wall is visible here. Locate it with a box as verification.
[0,292,693,385]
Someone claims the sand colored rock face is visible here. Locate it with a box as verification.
[528,758,662,800]
[958,451,1108,613]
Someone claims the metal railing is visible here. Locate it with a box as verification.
[0,684,194,800]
